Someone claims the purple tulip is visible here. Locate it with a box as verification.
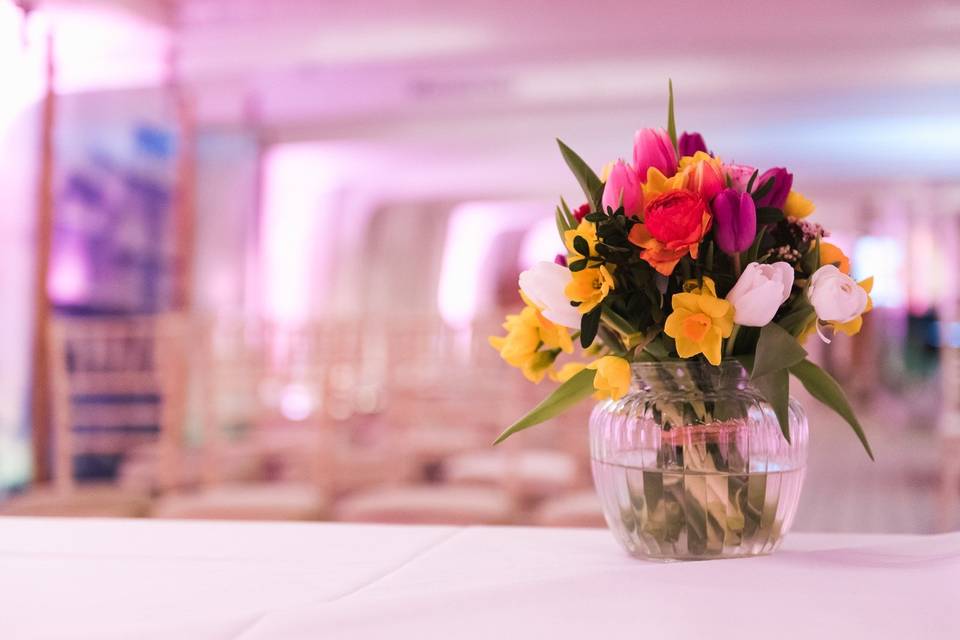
[554,254,567,267]
[713,188,757,255]
[754,167,793,209]
[678,131,708,157]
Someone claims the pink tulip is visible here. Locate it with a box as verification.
[725,163,757,192]
[601,160,643,217]
[633,128,677,181]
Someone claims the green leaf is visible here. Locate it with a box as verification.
[559,196,578,229]
[573,235,590,257]
[666,79,678,151]
[752,367,791,444]
[790,359,874,460]
[493,368,597,444]
[554,208,569,240]
[756,207,784,224]
[602,306,635,335]
[752,322,807,380]
[557,139,603,210]
[580,306,602,348]
[801,234,821,274]
[568,258,588,272]
[745,227,767,264]
[752,177,775,202]
[745,169,760,193]
[778,305,816,337]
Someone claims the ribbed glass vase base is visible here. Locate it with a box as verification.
[592,457,805,560]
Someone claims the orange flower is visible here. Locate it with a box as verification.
[628,189,711,275]
[820,242,851,275]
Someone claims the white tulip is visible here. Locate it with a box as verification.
[726,262,795,327]
[807,265,868,323]
[519,261,581,329]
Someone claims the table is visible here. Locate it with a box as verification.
[1,517,957,639]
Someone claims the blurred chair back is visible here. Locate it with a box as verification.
[48,314,190,495]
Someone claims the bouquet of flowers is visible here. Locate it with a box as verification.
[490,82,873,459]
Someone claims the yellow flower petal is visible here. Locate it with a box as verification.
[587,355,631,400]
[551,362,587,383]
[702,327,723,365]
[674,335,701,359]
[784,190,815,218]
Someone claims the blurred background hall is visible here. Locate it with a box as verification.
[1,0,959,532]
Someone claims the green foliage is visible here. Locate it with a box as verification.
[667,79,678,151]
[580,305,602,348]
[493,368,597,444]
[752,322,807,379]
[557,139,603,211]
[790,359,874,459]
[756,207,785,224]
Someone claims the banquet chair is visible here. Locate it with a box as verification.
[331,317,517,525]
[0,315,190,518]
[150,317,329,521]
[532,489,606,528]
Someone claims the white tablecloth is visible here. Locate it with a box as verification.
[0,517,957,640]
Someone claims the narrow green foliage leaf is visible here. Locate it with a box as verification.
[802,234,821,274]
[752,177,775,202]
[752,367,792,444]
[555,208,571,240]
[778,305,816,337]
[557,139,603,210]
[559,196,577,229]
[752,322,808,379]
[568,258,588,272]
[790,359,874,460]
[667,79,678,151]
[602,307,635,335]
[745,227,767,264]
[746,169,760,193]
[493,368,597,444]
[580,306,602,348]
[756,207,785,224]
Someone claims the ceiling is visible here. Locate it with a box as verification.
[19,0,960,187]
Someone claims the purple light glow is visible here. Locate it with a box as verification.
[437,202,550,328]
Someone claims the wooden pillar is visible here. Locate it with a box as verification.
[29,32,56,483]
[170,86,196,312]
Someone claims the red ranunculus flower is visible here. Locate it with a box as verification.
[573,203,591,222]
[628,189,711,275]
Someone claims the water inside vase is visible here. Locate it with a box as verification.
[592,456,805,560]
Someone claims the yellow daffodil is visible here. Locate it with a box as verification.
[564,265,615,314]
[664,277,734,365]
[784,190,815,218]
[830,277,873,337]
[519,350,559,383]
[489,300,574,383]
[587,355,632,400]
[563,219,599,257]
[641,166,688,203]
[488,306,540,367]
[519,292,573,353]
[551,361,587,383]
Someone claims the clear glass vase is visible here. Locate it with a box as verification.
[590,360,808,561]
